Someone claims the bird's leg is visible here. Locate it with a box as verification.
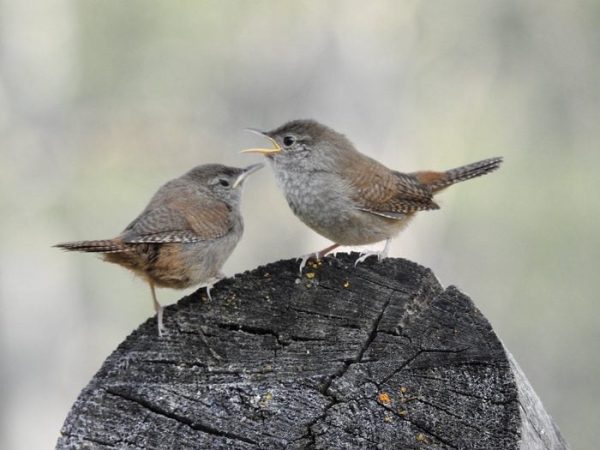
[298,243,340,273]
[297,254,313,273]
[380,238,391,260]
[317,243,341,259]
[354,239,392,266]
[150,282,166,337]
[201,272,225,301]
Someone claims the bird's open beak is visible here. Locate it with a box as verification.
[232,162,264,188]
[240,128,282,155]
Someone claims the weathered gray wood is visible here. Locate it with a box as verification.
[57,254,568,449]
[506,351,569,450]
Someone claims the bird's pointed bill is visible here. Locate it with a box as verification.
[241,128,282,155]
[232,162,264,188]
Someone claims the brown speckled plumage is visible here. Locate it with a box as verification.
[55,163,263,334]
[247,119,502,266]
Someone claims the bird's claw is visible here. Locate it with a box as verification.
[202,274,224,301]
[156,306,166,337]
[354,249,389,266]
[354,239,391,266]
[298,252,319,274]
[354,251,382,266]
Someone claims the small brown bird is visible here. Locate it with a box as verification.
[55,163,263,335]
[243,120,502,271]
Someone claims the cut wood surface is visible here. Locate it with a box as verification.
[57,254,568,449]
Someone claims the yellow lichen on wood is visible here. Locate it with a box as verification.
[416,433,430,444]
[377,392,391,405]
[259,392,273,407]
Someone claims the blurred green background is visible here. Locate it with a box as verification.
[1,0,598,448]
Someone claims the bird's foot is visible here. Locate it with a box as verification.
[156,305,166,337]
[354,240,391,266]
[298,252,319,274]
[354,250,384,266]
[298,243,341,273]
[202,274,224,302]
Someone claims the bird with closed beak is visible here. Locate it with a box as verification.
[55,163,263,336]
[243,119,502,271]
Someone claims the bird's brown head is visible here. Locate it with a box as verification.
[185,163,263,204]
[242,120,356,171]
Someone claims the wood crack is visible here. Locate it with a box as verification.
[105,388,259,447]
[58,255,565,449]
[300,290,396,446]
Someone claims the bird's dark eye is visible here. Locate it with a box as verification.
[219,179,230,187]
[283,135,295,147]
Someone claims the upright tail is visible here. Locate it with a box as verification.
[54,239,125,253]
[414,157,503,193]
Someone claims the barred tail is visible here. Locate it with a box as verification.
[54,239,125,253]
[427,157,503,192]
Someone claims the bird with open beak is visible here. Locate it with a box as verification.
[242,119,502,272]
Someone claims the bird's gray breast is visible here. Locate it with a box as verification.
[273,166,354,237]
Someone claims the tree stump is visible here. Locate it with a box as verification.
[57,254,568,449]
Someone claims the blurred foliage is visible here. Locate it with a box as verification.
[1,0,599,448]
